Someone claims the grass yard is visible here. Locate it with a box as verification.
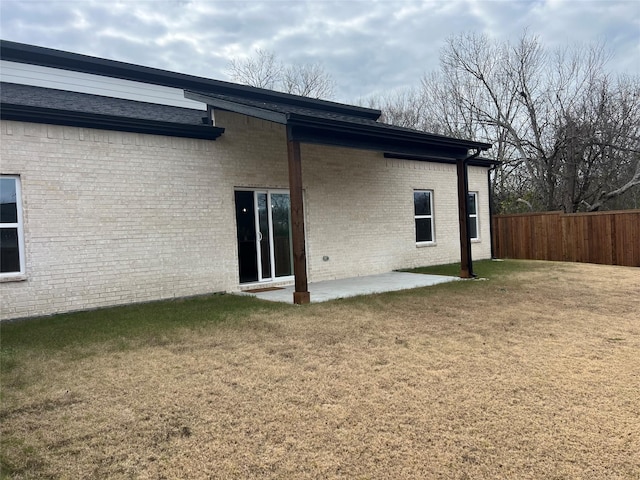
[1,260,639,479]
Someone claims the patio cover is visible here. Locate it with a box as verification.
[185,90,493,304]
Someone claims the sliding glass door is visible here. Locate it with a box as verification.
[235,190,293,284]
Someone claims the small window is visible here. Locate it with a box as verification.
[1,176,25,277]
[468,192,479,240]
[414,190,434,243]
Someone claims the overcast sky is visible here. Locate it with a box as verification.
[1,0,638,102]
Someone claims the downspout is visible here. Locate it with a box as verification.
[457,148,482,278]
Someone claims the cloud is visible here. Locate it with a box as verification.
[1,0,637,101]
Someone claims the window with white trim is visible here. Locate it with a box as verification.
[414,190,435,243]
[1,176,25,277]
[468,191,479,240]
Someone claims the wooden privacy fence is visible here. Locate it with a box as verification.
[492,210,640,267]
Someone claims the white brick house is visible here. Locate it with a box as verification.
[0,41,493,320]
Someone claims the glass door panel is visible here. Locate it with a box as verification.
[256,192,272,281]
[271,193,293,277]
[234,191,258,283]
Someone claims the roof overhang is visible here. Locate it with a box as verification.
[0,103,225,140]
[187,91,288,124]
[185,90,492,160]
[384,152,500,167]
[1,40,382,121]
[287,114,491,159]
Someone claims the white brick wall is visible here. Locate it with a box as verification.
[301,144,492,281]
[0,112,491,320]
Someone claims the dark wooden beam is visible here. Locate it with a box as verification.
[286,126,310,304]
[457,155,474,279]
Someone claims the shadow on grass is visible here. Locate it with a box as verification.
[0,260,536,370]
[2,260,535,351]
[402,258,538,278]
[310,259,538,310]
[1,294,289,400]
[0,293,285,355]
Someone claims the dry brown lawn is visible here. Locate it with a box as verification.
[1,261,639,479]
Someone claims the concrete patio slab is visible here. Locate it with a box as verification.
[238,271,461,304]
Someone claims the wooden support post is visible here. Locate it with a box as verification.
[286,127,310,304]
[457,157,474,279]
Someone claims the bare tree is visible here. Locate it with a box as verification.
[227,50,335,99]
[282,62,335,98]
[227,49,283,90]
[552,74,640,211]
[432,31,640,212]
[360,88,429,129]
[365,32,639,213]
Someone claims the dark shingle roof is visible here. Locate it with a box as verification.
[1,82,207,125]
[0,40,382,121]
[190,91,371,123]
[0,82,224,140]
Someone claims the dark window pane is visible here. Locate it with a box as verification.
[0,179,18,224]
[467,193,477,215]
[469,217,478,239]
[415,218,433,242]
[234,191,258,283]
[414,191,431,215]
[0,228,20,273]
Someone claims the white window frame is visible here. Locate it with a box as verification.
[414,189,435,245]
[468,191,479,241]
[0,175,26,279]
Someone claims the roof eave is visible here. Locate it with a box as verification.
[287,113,492,151]
[1,40,382,120]
[0,103,225,140]
[384,152,500,167]
[184,91,491,157]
